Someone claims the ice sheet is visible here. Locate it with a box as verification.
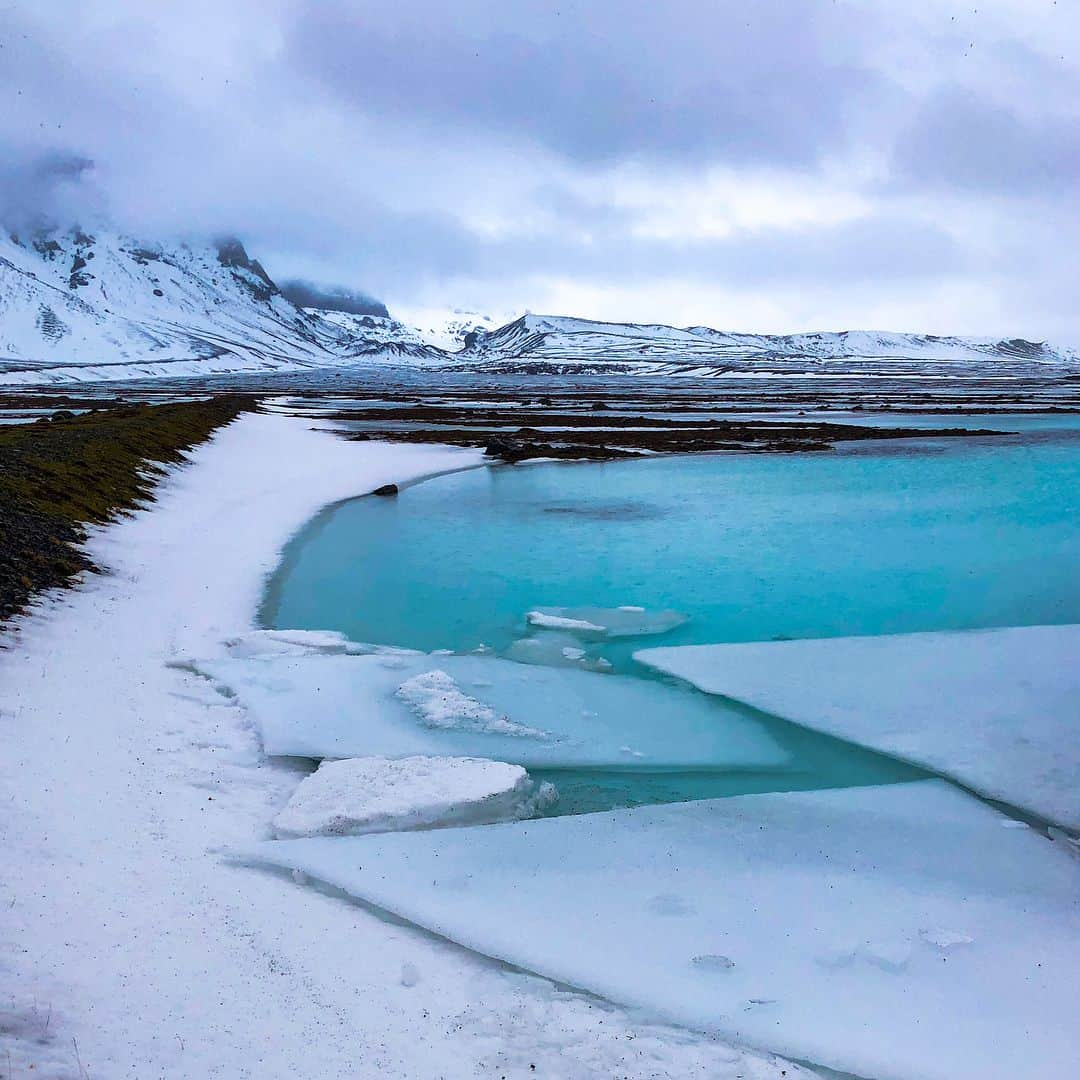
[249,780,1080,1080]
[636,624,1080,829]
[273,756,556,838]
[192,651,789,768]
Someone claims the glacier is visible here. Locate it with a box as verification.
[191,651,789,769]
[247,779,1080,1080]
[636,624,1080,830]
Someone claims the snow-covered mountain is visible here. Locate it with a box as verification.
[452,314,1080,378]
[3,229,1079,384]
[0,228,446,384]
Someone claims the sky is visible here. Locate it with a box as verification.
[1,0,1078,340]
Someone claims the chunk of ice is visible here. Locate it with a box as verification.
[223,629,360,658]
[272,755,556,838]
[222,629,417,659]
[637,624,1080,829]
[526,611,606,634]
[249,780,1080,1080]
[191,652,788,768]
[528,606,689,639]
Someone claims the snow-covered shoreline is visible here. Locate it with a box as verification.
[0,414,805,1079]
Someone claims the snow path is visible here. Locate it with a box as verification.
[637,625,1080,831]
[0,413,807,1080]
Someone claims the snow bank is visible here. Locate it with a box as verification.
[636,624,1080,829]
[1,412,809,1079]
[395,670,549,737]
[191,651,790,768]
[272,755,557,838]
[249,779,1080,1080]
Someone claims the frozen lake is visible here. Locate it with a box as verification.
[260,426,1080,813]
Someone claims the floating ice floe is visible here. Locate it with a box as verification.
[526,611,606,634]
[526,606,688,639]
[192,652,788,768]
[248,780,1080,1080]
[636,623,1080,830]
[272,755,557,838]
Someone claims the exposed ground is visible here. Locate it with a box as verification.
[330,405,1004,460]
[0,395,252,621]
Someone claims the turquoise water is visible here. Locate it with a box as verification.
[267,434,1080,665]
[263,430,1080,813]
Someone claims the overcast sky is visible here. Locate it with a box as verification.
[2,1,1078,339]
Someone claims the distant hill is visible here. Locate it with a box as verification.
[451,314,1080,378]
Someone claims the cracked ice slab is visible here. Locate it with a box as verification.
[636,624,1080,830]
[272,756,556,838]
[248,780,1080,1080]
[193,651,789,768]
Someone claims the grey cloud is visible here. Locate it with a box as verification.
[263,204,964,299]
[892,88,1080,195]
[0,147,98,231]
[285,0,890,168]
[2,2,1079,339]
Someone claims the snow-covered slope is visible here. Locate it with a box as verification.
[4,230,1079,384]
[0,228,446,384]
[391,305,512,351]
[454,314,1080,377]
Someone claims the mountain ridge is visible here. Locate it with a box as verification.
[0,228,446,385]
[453,313,1078,377]
[3,229,1079,385]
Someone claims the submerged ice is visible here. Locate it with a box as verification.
[192,651,789,769]
[250,780,1080,1080]
[637,623,1080,830]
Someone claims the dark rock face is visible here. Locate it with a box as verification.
[372,483,399,496]
[36,306,69,341]
[32,237,62,260]
[279,280,389,318]
[215,237,280,301]
[68,254,91,289]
